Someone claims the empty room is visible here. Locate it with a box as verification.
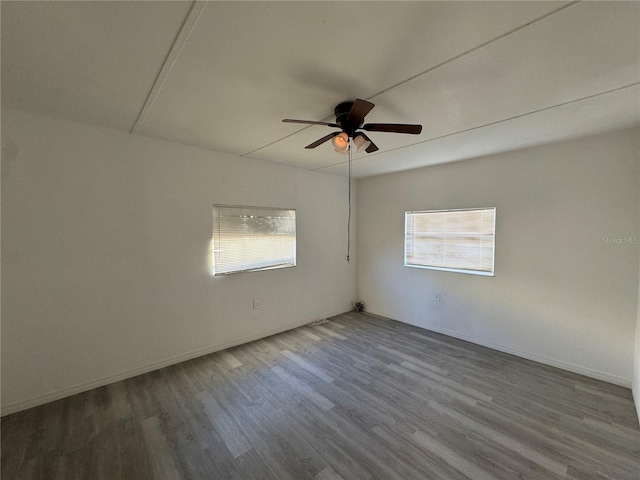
[1,1,639,479]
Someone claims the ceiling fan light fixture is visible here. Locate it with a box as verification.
[332,132,349,153]
[353,134,371,152]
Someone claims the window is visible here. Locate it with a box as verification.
[405,207,495,276]
[212,205,296,275]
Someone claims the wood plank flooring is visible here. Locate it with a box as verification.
[2,312,639,479]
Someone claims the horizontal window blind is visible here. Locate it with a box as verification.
[212,205,296,275]
[405,207,495,275]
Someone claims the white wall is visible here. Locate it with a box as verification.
[1,109,356,414]
[357,128,639,386]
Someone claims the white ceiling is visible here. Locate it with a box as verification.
[2,1,639,178]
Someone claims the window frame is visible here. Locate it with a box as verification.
[212,204,297,276]
[404,207,496,277]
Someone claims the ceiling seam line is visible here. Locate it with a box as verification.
[130,1,206,134]
[243,0,580,157]
[240,124,312,157]
[312,81,640,172]
[362,1,580,102]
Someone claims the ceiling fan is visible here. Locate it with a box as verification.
[283,99,422,154]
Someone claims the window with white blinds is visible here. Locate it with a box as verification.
[405,207,495,276]
[212,205,296,275]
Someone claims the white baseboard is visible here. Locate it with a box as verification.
[367,309,632,388]
[1,311,348,417]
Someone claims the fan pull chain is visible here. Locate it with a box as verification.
[347,138,352,263]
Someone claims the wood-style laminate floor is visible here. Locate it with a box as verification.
[2,312,639,479]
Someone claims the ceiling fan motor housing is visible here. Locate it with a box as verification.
[334,101,358,136]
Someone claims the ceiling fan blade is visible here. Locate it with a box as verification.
[362,123,422,134]
[283,119,339,128]
[346,99,375,126]
[305,132,339,149]
[358,133,379,153]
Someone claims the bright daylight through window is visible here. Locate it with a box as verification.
[212,205,296,275]
[405,207,495,276]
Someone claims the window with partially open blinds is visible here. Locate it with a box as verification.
[405,207,495,276]
[212,205,296,275]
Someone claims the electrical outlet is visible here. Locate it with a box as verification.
[435,292,441,302]
[253,298,261,310]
